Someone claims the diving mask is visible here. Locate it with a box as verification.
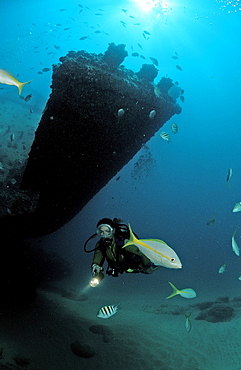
[96,224,114,238]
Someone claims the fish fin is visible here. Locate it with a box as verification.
[185,312,191,319]
[165,282,180,299]
[18,79,33,95]
[122,224,139,248]
[142,238,168,245]
[233,228,238,238]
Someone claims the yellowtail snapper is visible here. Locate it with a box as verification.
[0,68,33,95]
[123,225,182,269]
[166,282,196,299]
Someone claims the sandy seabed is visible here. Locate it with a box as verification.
[1,282,241,370]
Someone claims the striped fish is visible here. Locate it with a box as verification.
[171,123,178,134]
[97,304,119,319]
[159,131,170,142]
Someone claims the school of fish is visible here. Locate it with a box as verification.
[1,3,240,336]
[217,169,241,281]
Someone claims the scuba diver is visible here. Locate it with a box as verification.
[84,218,160,287]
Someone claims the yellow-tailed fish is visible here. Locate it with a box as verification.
[231,229,239,256]
[218,264,226,273]
[226,168,232,188]
[123,224,182,269]
[185,313,192,333]
[0,68,33,94]
[233,202,241,213]
[238,276,241,281]
[166,282,196,299]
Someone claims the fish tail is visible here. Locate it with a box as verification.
[233,228,238,238]
[165,282,179,299]
[18,79,33,95]
[122,224,139,248]
[185,312,191,319]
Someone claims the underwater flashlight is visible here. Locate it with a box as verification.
[90,277,100,287]
[89,272,104,287]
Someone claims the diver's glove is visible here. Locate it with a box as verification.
[92,263,103,276]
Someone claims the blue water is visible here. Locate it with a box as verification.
[1,0,241,367]
[2,0,241,291]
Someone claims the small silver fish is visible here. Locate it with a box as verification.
[176,65,183,71]
[233,202,241,213]
[97,304,119,319]
[232,229,239,257]
[117,108,125,117]
[171,123,178,133]
[159,131,170,142]
[150,57,158,66]
[218,264,226,274]
[10,178,17,185]
[206,218,215,226]
[24,94,32,102]
[154,85,161,97]
[226,168,232,188]
[185,313,192,333]
[149,110,156,119]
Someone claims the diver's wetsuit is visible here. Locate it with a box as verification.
[92,237,160,275]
